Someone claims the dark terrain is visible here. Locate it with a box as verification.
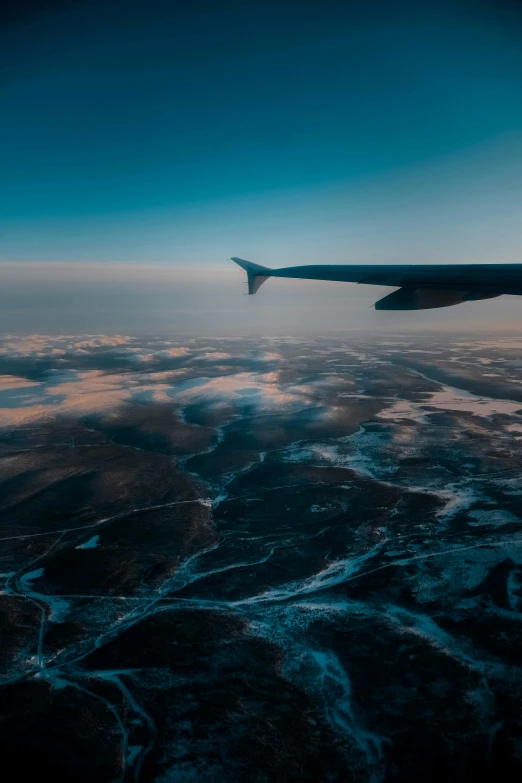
[1,332,522,782]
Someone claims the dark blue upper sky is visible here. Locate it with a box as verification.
[2,0,522,264]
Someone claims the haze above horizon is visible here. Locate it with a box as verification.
[2,0,522,331]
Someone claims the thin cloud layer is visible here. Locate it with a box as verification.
[0,335,316,427]
[2,334,522,434]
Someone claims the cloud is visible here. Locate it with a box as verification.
[0,335,314,427]
[0,367,175,427]
[0,334,136,358]
[132,347,192,363]
[0,375,41,391]
[0,334,376,431]
[74,336,134,349]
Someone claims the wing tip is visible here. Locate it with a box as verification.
[231,257,272,295]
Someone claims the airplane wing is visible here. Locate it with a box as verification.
[231,257,522,310]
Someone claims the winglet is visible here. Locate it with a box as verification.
[231,257,271,295]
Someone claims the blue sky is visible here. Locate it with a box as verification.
[1,0,522,330]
